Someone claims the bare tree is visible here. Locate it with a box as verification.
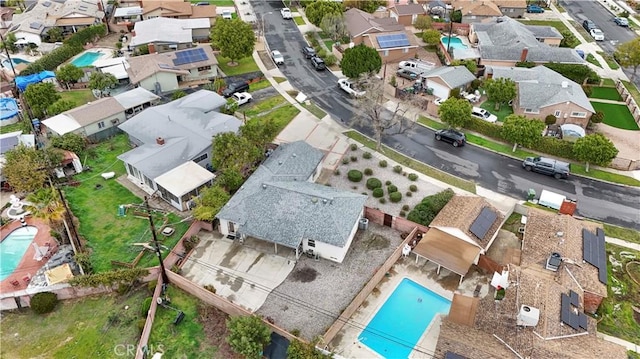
[353,73,425,151]
[320,13,348,42]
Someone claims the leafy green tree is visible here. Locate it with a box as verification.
[226,315,271,359]
[241,117,278,152]
[47,99,76,116]
[484,77,516,111]
[451,10,462,23]
[136,44,149,56]
[340,44,382,79]
[192,185,231,221]
[24,82,61,119]
[320,13,348,42]
[88,72,117,97]
[422,30,441,47]
[171,90,187,100]
[45,27,64,43]
[500,115,545,152]
[451,59,477,74]
[26,187,66,236]
[211,132,261,172]
[211,18,256,65]
[343,0,385,13]
[306,0,343,27]
[287,338,332,359]
[544,63,599,84]
[216,168,244,192]
[414,15,433,31]
[50,133,86,155]
[0,32,18,53]
[3,145,50,193]
[572,133,618,172]
[55,64,84,90]
[437,97,471,128]
[614,38,640,79]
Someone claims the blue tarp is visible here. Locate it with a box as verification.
[15,71,56,92]
[0,98,18,120]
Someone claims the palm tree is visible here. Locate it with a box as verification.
[26,187,67,245]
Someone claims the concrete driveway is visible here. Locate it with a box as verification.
[181,231,296,312]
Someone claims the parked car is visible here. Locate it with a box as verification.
[526,5,544,13]
[435,129,466,147]
[302,46,316,59]
[271,50,284,66]
[230,92,252,106]
[614,17,629,26]
[471,107,498,123]
[338,79,365,97]
[582,19,597,32]
[310,56,326,71]
[396,69,419,80]
[280,7,292,19]
[590,28,605,41]
[522,156,571,179]
[433,98,445,106]
[222,80,250,98]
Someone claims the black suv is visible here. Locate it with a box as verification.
[302,46,316,59]
[582,19,597,31]
[435,129,466,147]
[522,156,571,179]
[310,56,326,71]
[222,80,250,97]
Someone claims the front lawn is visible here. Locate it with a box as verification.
[58,89,96,107]
[64,135,190,272]
[590,102,640,130]
[590,86,623,101]
[479,100,513,122]
[603,223,640,244]
[248,79,272,92]
[216,55,259,76]
[253,104,300,131]
[586,53,601,68]
[244,95,287,117]
[301,102,327,119]
[293,16,305,26]
[597,51,620,70]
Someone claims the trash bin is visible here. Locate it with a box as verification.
[527,188,536,201]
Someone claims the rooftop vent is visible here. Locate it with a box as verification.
[292,153,297,158]
[262,184,267,189]
[545,252,562,272]
[556,231,564,237]
[516,305,540,327]
[311,197,318,203]
[156,137,165,145]
[323,199,328,204]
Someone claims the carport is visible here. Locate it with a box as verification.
[412,227,482,285]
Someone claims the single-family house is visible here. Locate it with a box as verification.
[129,17,211,53]
[451,0,502,23]
[419,66,476,99]
[127,45,219,93]
[141,1,217,25]
[413,195,505,284]
[471,17,583,66]
[7,0,105,46]
[41,87,159,141]
[487,65,595,128]
[216,141,368,263]
[493,0,527,18]
[117,90,241,210]
[389,4,427,26]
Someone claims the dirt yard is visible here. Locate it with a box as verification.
[198,305,243,359]
[595,123,640,162]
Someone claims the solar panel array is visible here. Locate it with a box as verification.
[582,228,607,284]
[377,34,410,49]
[469,207,498,240]
[560,292,588,331]
[173,48,207,66]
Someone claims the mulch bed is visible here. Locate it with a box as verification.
[197,305,243,359]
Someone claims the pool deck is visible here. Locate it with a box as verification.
[0,218,54,294]
[329,255,491,359]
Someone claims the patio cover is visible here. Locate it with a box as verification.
[413,227,481,277]
[45,263,74,285]
[41,114,81,136]
[154,161,214,198]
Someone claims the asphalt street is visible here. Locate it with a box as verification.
[253,1,640,229]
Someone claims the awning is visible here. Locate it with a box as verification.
[413,227,481,277]
[41,114,81,136]
[45,263,74,285]
[154,161,215,198]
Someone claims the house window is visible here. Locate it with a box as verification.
[197,65,211,72]
[403,48,409,53]
[554,110,561,117]
[98,121,105,128]
[228,221,235,234]
[192,153,208,163]
[308,239,315,247]
[571,111,587,118]
[143,175,154,189]
[157,184,178,203]
[509,8,514,12]
[383,50,389,57]
[524,108,539,114]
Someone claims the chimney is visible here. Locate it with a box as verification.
[156,137,165,145]
[561,81,568,88]
[520,47,528,62]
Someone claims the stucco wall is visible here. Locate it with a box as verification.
[513,102,592,129]
[83,112,125,137]
[139,72,179,93]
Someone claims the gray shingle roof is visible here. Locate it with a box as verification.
[421,66,476,88]
[117,90,240,178]
[474,17,584,64]
[345,8,404,37]
[489,65,595,112]
[217,141,367,249]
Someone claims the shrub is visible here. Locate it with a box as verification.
[582,85,593,98]
[204,284,217,293]
[366,177,382,190]
[350,155,358,162]
[406,191,412,197]
[402,205,410,211]
[379,160,388,168]
[342,157,350,164]
[409,184,418,192]
[291,329,301,337]
[393,165,402,173]
[364,168,373,175]
[387,185,398,193]
[347,169,363,182]
[408,173,418,181]
[385,180,392,185]
[389,191,402,203]
[372,188,384,198]
[31,292,59,314]
[137,318,147,333]
[323,54,337,66]
[141,297,153,317]
[183,235,200,252]
[399,211,406,217]
[379,198,387,204]
[363,151,372,159]
[407,188,455,226]
[334,169,341,176]
[590,111,605,124]
[545,114,557,125]
[350,143,358,151]
[147,279,157,293]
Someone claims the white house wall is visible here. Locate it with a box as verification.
[139,72,179,93]
[302,207,363,263]
[82,111,125,137]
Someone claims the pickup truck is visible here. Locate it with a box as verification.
[231,92,252,106]
[338,79,365,97]
[522,156,570,179]
[280,8,292,19]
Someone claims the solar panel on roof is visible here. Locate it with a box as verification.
[582,228,607,284]
[173,48,207,66]
[377,33,410,49]
[469,207,498,240]
[569,290,579,306]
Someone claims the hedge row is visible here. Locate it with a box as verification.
[407,188,455,226]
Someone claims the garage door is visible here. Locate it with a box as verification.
[426,81,449,99]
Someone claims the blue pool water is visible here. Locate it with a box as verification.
[1,57,31,69]
[441,36,468,50]
[0,226,38,281]
[71,51,102,67]
[358,278,451,358]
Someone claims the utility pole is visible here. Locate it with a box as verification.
[145,196,169,285]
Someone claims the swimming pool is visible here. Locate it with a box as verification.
[441,36,468,50]
[0,226,38,281]
[358,278,451,358]
[1,57,30,69]
[71,51,103,67]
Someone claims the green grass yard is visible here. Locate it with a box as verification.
[216,55,259,76]
[293,16,305,26]
[248,79,272,92]
[323,40,334,50]
[479,100,513,122]
[597,51,620,70]
[301,102,327,119]
[243,95,287,117]
[0,121,27,134]
[58,89,96,107]
[590,87,623,101]
[586,53,602,68]
[590,102,639,130]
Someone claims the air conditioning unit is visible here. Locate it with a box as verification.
[517,305,540,327]
[545,252,562,271]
